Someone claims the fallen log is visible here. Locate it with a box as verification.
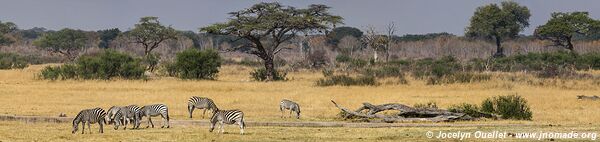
[331,100,474,123]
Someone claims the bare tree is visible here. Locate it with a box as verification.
[384,22,397,62]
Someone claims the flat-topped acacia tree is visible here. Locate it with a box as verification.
[201,2,343,81]
[534,12,600,52]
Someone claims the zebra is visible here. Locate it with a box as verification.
[209,109,245,135]
[280,99,301,119]
[72,108,106,134]
[139,104,170,128]
[124,105,142,129]
[112,106,140,130]
[105,106,122,125]
[187,96,218,118]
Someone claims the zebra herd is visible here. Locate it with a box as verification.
[71,97,302,135]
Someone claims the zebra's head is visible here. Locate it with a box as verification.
[208,111,219,132]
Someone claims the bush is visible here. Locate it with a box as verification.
[448,103,484,118]
[40,66,61,80]
[480,95,532,120]
[316,74,377,86]
[76,50,145,79]
[250,68,287,81]
[0,52,28,69]
[39,50,146,80]
[169,49,222,80]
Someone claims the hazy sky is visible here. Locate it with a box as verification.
[0,0,599,36]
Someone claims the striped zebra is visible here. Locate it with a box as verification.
[112,105,141,130]
[209,109,245,135]
[187,96,218,118]
[280,99,301,119]
[139,104,170,128]
[124,105,142,129]
[72,108,106,134]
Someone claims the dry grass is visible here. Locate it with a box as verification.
[1,64,600,141]
[0,64,599,124]
[1,121,599,142]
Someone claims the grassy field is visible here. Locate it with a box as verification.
[0,64,599,141]
[1,121,598,141]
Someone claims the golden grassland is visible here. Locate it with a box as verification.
[0,64,599,124]
[0,64,599,141]
[1,121,599,142]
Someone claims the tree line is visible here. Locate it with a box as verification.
[1,1,600,81]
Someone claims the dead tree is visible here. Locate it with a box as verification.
[331,100,475,123]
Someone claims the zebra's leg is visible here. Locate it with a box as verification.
[149,117,155,128]
[202,109,206,119]
[146,117,152,128]
[289,110,293,118]
[81,121,86,134]
[99,121,104,133]
[87,121,92,134]
[219,121,225,133]
[239,121,244,135]
[188,105,194,118]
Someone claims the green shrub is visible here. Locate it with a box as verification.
[335,54,352,63]
[40,66,61,80]
[76,50,145,79]
[448,103,484,118]
[170,49,222,80]
[316,74,377,86]
[0,52,28,69]
[250,68,287,81]
[161,61,178,77]
[60,64,78,79]
[143,53,160,72]
[480,95,532,120]
[38,50,145,80]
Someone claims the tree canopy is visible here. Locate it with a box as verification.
[97,28,121,48]
[129,16,178,56]
[0,20,17,46]
[466,1,530,57]
[201,2,342,80]
[327,26,363,45]
[33,28,89,61]
[534,12,600,51]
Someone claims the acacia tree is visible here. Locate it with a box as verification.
[534,12,600,52]
[129,16,178,57]
[33,28,89,61]
[466,1,530,57]
[0,20,17,46]
[201,2,342,80]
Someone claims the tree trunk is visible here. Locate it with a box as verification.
[493,36,504,58]
[264,56,276,81]
[373,49,378,63]
[566,37,575,52]
[385,50,390,62]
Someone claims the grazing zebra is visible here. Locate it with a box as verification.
[112,106,140,130]
[124,105,142,129]
[72,108,106,134]
[188,96,218,118]
[105,106,122,125]
[139,104,170,128]
[280,99,301,119]
[209,109,245,135]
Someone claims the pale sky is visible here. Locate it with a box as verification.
[0,0,599,36]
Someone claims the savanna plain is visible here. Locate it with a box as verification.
[0,65,599,141]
